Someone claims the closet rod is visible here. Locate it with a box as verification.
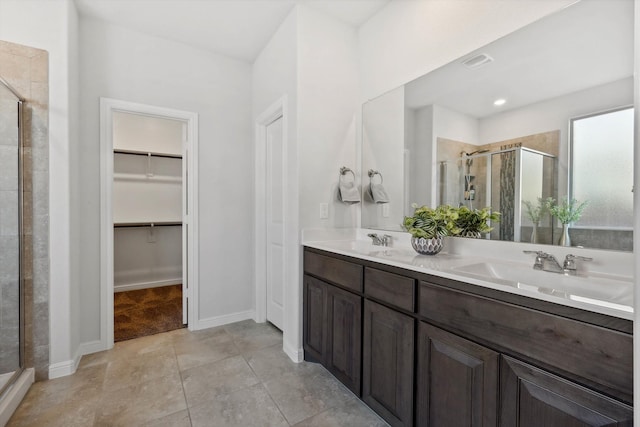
[114,148,182,159]
[114,221,182,228]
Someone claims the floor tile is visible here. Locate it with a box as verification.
[264,366,355,425]
[7,320,388,427]
[141,409,192,427]
[181,354,260,408]
[188,383,288,427]
[175,334,239,371]
[244,343,324,382]
[8,396,99,427]
[95,370,187,426]
[293,397,389,427]
[103,345,178,391]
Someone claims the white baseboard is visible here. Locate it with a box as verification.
[79,340,106,357]
[48,347,82,380]
[192,310,255,331]
[283,340,304,363]
[114,279,181,293]
[0,368,34,427]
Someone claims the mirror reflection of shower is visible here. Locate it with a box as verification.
[439,141,556,244]
[461,150,490,209]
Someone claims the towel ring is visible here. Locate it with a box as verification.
[339,167,355,182]
[367,169,383,184]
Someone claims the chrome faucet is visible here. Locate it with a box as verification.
[524,251,593,275]
[562,254,593,275]
[368,233,392,247]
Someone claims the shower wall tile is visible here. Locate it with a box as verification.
[0,146,19,191]
[34,344,49,381]
[31,52,48,84]
[32,170,48,213]
[0,51,30,98]
[33,257,49,305]
[33,219,48,262]
[0,191,19,236]
[0,39,49,380]
[33,302,49,348]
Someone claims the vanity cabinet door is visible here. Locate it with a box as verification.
[416,322,499,427]
[500,356,633,427]
[363,299,414,427]
[325,284,362,395]
[303,274,363,395]
[303,275,327,363]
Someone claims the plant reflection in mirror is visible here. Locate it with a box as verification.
[546,197,588,225]
[523,197,552,225]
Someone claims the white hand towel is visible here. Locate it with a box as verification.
[369,183,389,204]
[338,180,361,204]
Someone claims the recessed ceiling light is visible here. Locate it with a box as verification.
[493,98,507,106]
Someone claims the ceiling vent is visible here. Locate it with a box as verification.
[462,53,494,69]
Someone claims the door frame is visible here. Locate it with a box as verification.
[99,98,199,350]
[264,115,285,330]
[254,97,288,324]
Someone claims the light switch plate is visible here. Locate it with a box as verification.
[320,203,329,219]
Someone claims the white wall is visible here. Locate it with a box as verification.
[252,6,359,359]
[357,0,576,101]
[361,86,404,228]
[297,5,359,230]
[0,0,76,375]
[79,18,253,340]
[252,8,299,358]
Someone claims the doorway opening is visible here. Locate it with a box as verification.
[100,99,199,349]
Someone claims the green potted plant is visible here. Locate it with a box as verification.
[403,204,460,255]
[546,197,588,246]
[455,206,500,238]
[522,197,552,243]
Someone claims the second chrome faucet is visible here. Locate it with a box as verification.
[368,233,392,247]
[523,250,592,275]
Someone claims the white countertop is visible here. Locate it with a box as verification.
[302,229,634,321]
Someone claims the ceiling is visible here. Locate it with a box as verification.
[404,0,633,118]
[74,0,390,62]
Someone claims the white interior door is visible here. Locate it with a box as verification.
[266,116,284,330]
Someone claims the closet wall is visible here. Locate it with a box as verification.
[112,111,183,292]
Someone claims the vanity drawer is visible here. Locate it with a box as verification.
[304,251,363,293]
[419,281,633,404]
[365,267,415,312]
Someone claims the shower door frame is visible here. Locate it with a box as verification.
[0,77,25,398]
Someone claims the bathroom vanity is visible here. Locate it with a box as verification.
[302,241,633,427]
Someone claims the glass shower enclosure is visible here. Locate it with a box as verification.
[443,146,556,244]
[0,76,24,397]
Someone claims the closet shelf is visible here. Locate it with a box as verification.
[114,148,182,159]
[114,221,182,228]
[113,173,182,182]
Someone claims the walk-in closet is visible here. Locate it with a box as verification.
[111,111,185,341]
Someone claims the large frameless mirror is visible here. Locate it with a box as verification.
[361,0,633,251]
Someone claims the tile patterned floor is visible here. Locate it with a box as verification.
[8,320,389,427]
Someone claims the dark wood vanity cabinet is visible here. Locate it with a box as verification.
[303,251,363,395]
[416,322,499,427]
[303,274,362,394]
[500,356,633,427]
[302,247,633,427]
[324,283,362,394]
[362,299,415,427]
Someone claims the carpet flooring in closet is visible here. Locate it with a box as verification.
[114,284,185,342]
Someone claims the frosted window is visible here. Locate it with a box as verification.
[571,108,633,228]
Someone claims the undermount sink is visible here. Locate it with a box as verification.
[451,261,633,310]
